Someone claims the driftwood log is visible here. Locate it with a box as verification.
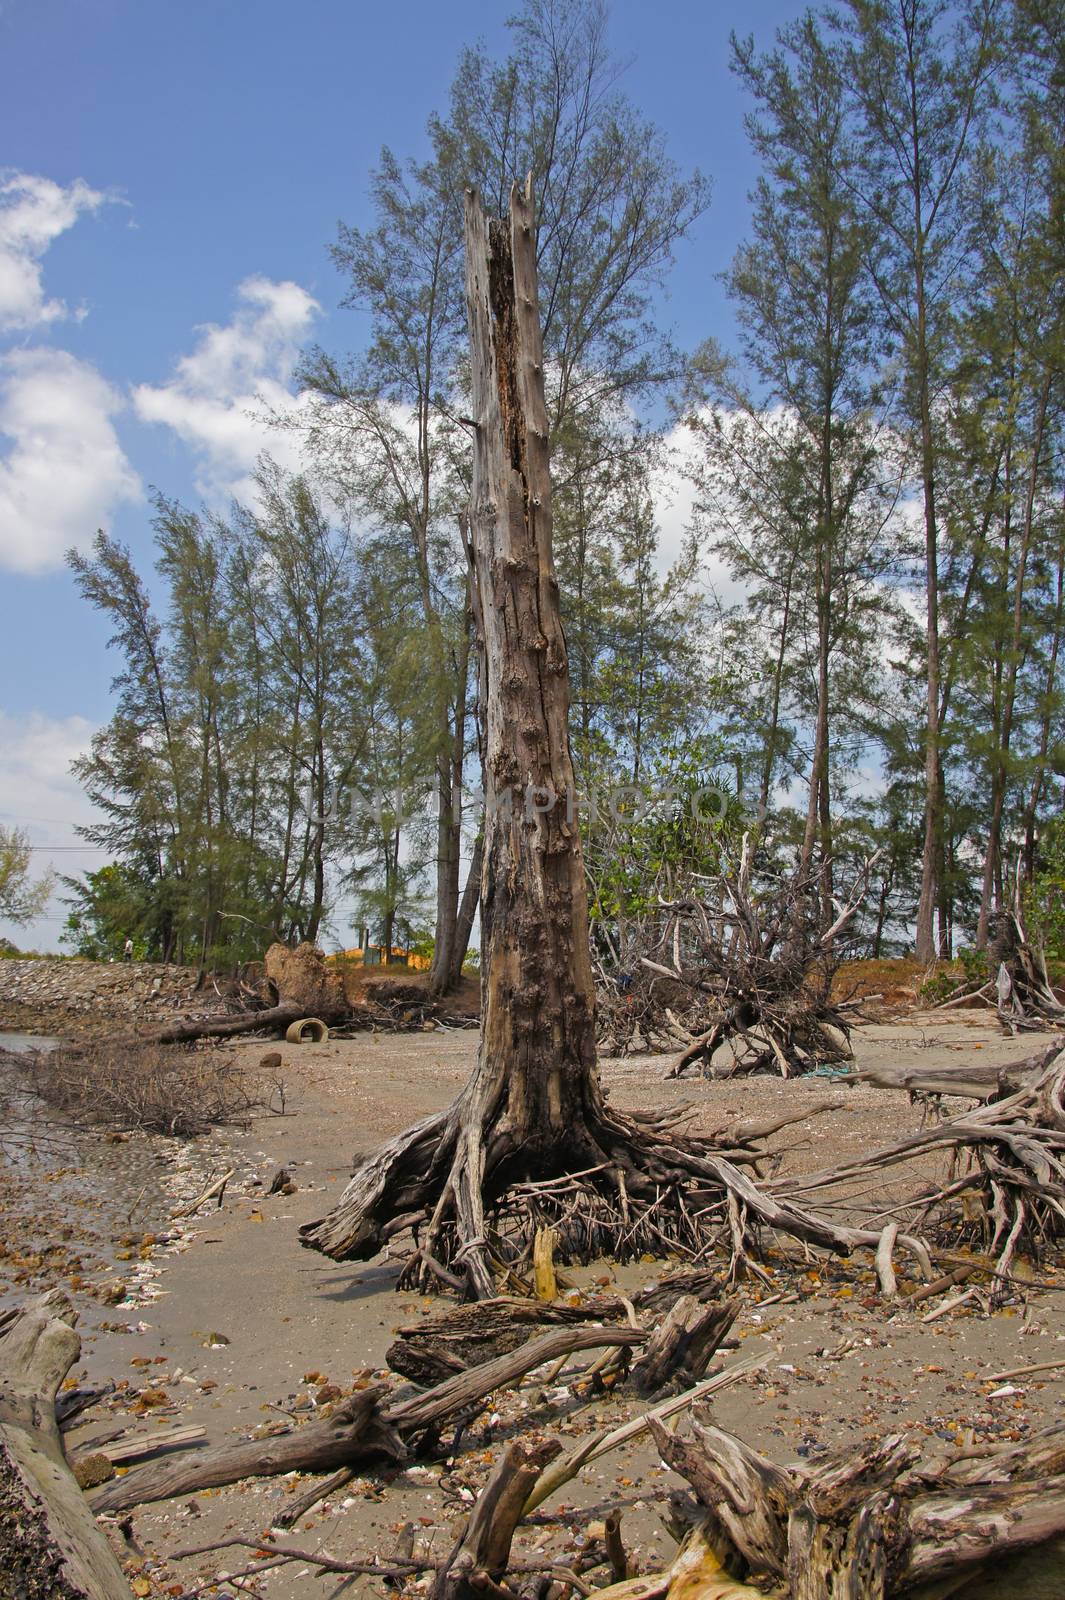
[92,1324,648,1515]
[852,1040,1059,1101]
[149,1001,305,1045]
[630,1296,739,1395]
[386,1294,627,1385]
[0,1292,130,1600]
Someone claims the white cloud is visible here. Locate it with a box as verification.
[0,349,141,573]
[654,417,750,610]
[0,347,141,574]
[0,710,100,953]
[0,171,106,332]
[133,275,320,502]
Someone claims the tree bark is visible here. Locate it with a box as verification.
[464,172,604,1153]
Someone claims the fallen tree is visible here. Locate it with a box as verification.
[850,1038,1059,1101]
[595,843,870,1077]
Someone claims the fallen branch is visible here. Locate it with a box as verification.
[93,1324,648,1514]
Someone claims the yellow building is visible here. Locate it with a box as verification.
[332,945,431,971]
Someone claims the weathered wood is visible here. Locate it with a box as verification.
[274,1464,358,1531]
[631,1296,738,1395]
[147,1001,305,1045]
[434,1437,561,1600]
[386,1324,647,1435]
[533,1227,559,1302]
[93,1325,645,1515]
[522,1354,768,1515]
[0,1293,131,1600]
[386,1294,621,1386]
[652,1413,1065,1597]
[91,1385,393,1514]
[853,1057,1043,1099]
[75,1424,207,1467]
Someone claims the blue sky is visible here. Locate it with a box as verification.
[0,0,805,948]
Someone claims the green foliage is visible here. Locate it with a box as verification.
[61,863,157,961]
[917,967,960,1005]
[585,737,745,960]
[0,826,55,928]
[1027,819,1065,960]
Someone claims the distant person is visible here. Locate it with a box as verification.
[123,937,134,962]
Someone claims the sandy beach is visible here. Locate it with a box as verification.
[3,1012,1064,1597]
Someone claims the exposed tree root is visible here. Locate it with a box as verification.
[774,1047,1065,1280]
[648,1409,1065,1598]
[299,1080,932,1298]
[595,845,873,1075]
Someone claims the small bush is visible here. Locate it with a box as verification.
[917,967,959,1005]
[18,1042,282,1138]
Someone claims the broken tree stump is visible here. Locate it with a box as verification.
[630,1296,738,1396]
[0,1292,130,1600]
[434,1437,562,1600]
[649,1410,1065,1598]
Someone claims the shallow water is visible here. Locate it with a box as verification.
[0,1031,59,1052]
[0,1054,177,1319]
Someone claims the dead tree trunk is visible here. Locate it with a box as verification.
[298,181,898,1298]
[0,1293,131,1600]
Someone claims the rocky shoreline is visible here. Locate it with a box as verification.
[0,959,228,1039]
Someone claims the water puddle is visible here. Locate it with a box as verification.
[0,1030,60,1052]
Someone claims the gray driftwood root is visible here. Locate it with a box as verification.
[649,1409,1065,1598]
[0,1292,130,1600]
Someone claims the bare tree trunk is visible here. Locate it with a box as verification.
[464,173,603,1157]
[299,182,873,1297]
[446,833,483,991]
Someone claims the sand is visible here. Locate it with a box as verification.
[3,1013,1065,1597]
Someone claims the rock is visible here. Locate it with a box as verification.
[0,958,211,1024]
